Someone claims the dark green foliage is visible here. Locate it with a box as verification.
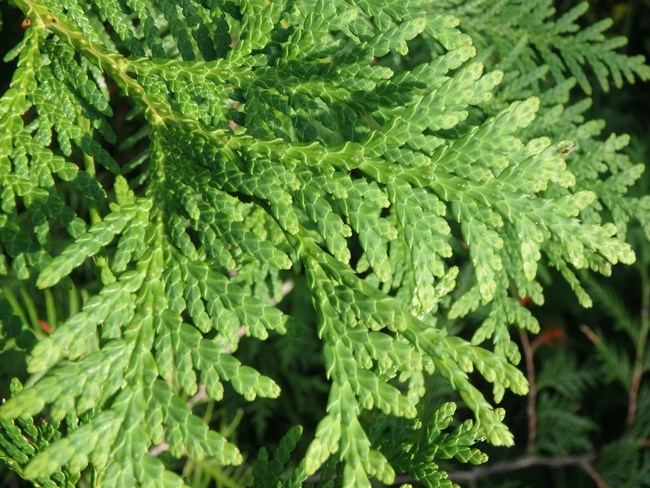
[0,1,648,487]
[0,380,80,487]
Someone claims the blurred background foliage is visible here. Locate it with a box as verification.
[457,0,650,486]
[0,0,648,487]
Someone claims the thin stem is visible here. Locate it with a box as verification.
[319,454,606,486]
[90,465,98,488]
[68,281,80,315]
[13,0,170,125]
[626,264,650,431]
[442,453,598,484]
[18,286,39,330]
[1,286,29,329]
[581,461,609,488]
[79,117,101,226]
[44,288,57,330]
[519,330,537,453]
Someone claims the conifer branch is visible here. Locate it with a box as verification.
[14,0,171,124]
[626,264,650,432]
[1,1,648,486]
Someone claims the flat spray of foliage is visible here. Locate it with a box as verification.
[0,1,648,487]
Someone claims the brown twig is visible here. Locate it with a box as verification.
[441,453,598,484]
[269,280,295,306]
[309,454,603,486]
[581,461,609,488]
[149,384,210,456]
[520,330,537,454]
[187,383,208,408]
[149,441,170,457]
[626,267,649,432]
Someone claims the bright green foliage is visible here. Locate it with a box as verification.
[0,0,647,486]
[439,0,650,95]
[379,402,488,488]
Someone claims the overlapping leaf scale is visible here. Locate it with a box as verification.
[339,179,396,284]
[253,425,304,488]
[38,0,106,46]
[46,42,113,122]
[496,88,644,296]
[363,331,424,377]
[146,376,241,463]
[155,246,287,398]
[163,133,299,263]
[0,424,76,487]
[1,29,109,279]
[5,1,645,486]
[27,265,146,374]
[234,9,458,146]
[335,1,427,63]
[240,153,302,234]
[0,380,81,488]
[363,70,500,163]
[297,237,527,482]
[94,0,144,56]
[30,42,118,173]
[0,29,39,163]
[10,254,245,486]
[293,179,352,264]
[21,373,223,488]
[140,265,283,474]
[573,134,649,241]
[140,54,252,126]
[358,17,427,59]
[305,379,395,488]
[165,171,241,268]
[379,402,487,488]
[438,0,650,95]
[208,127,446,306]
[22,411,122,483]
[10,138,87,246]
[14,243,159,421]
[388,181,451,313]
[31,138,105,196]
[532,92,650,244]
[1,341,132,421]
[111,206,151,273]
[155,310,202,394]
[300,259,403,485]
[190,260,287,339]
[433,96,634,343]
[155,0,196,61]
[174,0,218,61]
[187,145,299,248]
[121,0,165,57]
[347,0,412,22]
[431,102,541,310]
[192,202,238,269]
[36,200,147,289]
[194,339,281,401]
[399,320,526,446]
[219,0,285,65]
[224,219,293,270]
[281,0,348,61]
